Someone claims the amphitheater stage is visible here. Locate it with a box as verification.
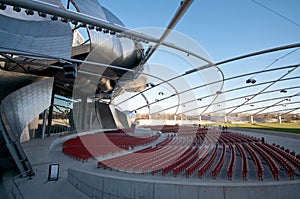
[2,128,300,199]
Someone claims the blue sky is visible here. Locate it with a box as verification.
[98,0,300,116]
[100,0,300,62]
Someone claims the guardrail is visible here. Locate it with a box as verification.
[12,169,35,199]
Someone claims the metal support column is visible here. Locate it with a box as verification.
[41,110,48,139]
[278,116,282,124]
[47,86,55,135]
[81,95,87,130]
[250,115,254,124]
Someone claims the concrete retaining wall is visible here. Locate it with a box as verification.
[68,169,300,199]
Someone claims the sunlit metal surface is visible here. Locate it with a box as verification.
[0,0,72,59]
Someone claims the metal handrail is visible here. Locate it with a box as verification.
[12,169,34,199]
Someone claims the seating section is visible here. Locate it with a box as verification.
[62,125,299,181]
[98,137,193,173]
[62,129,159,161]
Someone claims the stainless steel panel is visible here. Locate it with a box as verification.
[73,0,107,20]
[0,0,72,59]
[0,77,54,141]
[101,6,124,26]
[73,0,141,69]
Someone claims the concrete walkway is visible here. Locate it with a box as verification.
[2,134,91,199]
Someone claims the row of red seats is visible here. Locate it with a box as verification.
[144,125,209,134]
[156,137,172,147]
[235,143,248,180]
[229,132,259,143]
[98,138,182,172]
[128,146,179,172]
[227,143,236,180]
[105,133,158,149]
[259,143,295,180]
[173,146,203,176]
[140,146,181,173]
[212,143,226,179]
[185,145,212,177]
[139,138,192,173]
[113,147,163,172]
[241,133,260,142]
[62,146,90,161]
[198,144,219,178]
[188,131,260,145]
[219,132,259,144]
[63,131,159,161]
[270,143,300,171]
[223,133,241,143]
[136,137,192,173]
[243,143,264,180]
[98,146,158,170]
[162,146,195,175]
[69,132,156,150]
[250,143,279,180]
[62,137,93,161]
[199,133,218,144]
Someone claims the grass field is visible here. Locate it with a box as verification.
[213,123,300,134]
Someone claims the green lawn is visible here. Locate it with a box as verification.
[213,123,300,134]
